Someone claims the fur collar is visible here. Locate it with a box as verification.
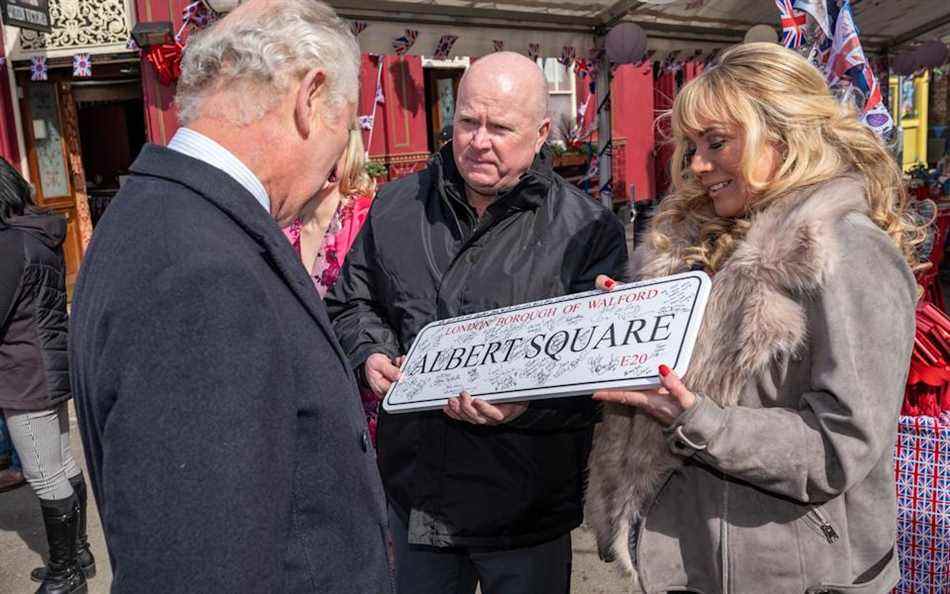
[585,175,870,573]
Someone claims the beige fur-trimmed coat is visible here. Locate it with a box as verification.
[586,176,917,594]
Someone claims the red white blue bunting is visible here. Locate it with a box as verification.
[392,30,418,56]
[558,46,576,68]
[432,35,458,60]
[527,43,540,62]
[350,20,368,37]
[30,56,47,81]
[73,53,92,78]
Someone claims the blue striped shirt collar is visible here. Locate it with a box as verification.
[167,127,270,213]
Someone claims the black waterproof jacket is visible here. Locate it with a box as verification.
[326,143,628,549]
[0,213,70,411]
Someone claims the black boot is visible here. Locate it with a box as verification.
[35,495,87,594]
[32,475,96,582]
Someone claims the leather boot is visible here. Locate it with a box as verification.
[32,475,95,582]
[35,495,87,594]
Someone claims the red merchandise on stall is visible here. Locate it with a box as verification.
[136,0,195,145]
[0,26,22,168]
[903,301,950,417]
[652,68,677,198]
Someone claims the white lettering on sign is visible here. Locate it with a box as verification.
[383,271,711,413]
[4,2,50,28]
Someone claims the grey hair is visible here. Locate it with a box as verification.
[175,0,360,126]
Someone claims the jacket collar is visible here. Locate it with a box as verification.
[129,144,350,367]
[432,142,554,216]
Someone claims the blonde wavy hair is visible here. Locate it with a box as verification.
[337,128,376,198]
[649,42,923,273]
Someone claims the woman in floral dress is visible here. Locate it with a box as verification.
[284,129,380,436]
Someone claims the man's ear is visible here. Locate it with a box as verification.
[294,67,327,139]
[534,118,551,152]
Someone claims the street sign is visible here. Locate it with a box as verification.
[383,271,711,413]
[1,0,52,34]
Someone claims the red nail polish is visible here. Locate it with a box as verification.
[658,364,670,377]
[605,279,616,289]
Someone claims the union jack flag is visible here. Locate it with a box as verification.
[775,0,807,48]
[574,59,591,78]
[30,56,47,82]
[392,30,418,56]
[432,35,458,60]
[893,416,950,593]
[358,115,374,131]
[582,155,599,182]
[577,94,592,120]
[73,53,92,78]
[182,1,215,28]
[824,0,890,133]
[792,0,831,39]
[492,40,504,53]
[350,20,368,37]
[559,46,576,68]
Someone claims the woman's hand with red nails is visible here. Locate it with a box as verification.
[595,274,618,291]
[592,366,697,425]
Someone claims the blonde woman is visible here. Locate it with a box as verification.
[586,43,921,593]
[284,127,377,297]
[284,129,382,436]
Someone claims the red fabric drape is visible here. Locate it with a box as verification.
[683,60,705,83]
[611,63,655,202]
[0,27,22,168]
[359,54,428,182]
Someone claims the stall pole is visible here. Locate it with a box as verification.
[596,39,613,211]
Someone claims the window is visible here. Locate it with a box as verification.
[538,58,576,142]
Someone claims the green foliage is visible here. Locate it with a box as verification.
[365,161,388,179]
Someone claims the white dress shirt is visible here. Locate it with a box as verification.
[167,127,270,213]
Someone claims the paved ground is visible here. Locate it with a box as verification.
[0,404,635,594]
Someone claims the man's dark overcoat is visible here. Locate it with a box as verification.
[69,145,392,593]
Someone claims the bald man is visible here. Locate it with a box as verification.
[326,52,627,594]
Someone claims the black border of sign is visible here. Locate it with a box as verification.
[1,0,52,33]
[387,274,704,405]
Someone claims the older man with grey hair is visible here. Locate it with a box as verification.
[69,1,393,592]
[327,51,627,593]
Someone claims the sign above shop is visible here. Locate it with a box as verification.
[383,271,711,413]
[1,0,52,33]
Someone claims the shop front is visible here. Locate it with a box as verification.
[2,0,142,295]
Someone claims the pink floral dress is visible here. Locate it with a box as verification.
[283,194,382,440]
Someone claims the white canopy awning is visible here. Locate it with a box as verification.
[326,0,950,57]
